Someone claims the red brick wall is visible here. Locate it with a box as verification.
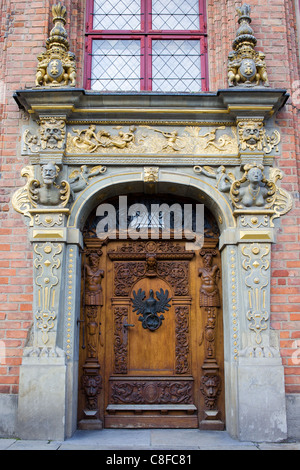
[0,0,85,394]
[0,0,299,395]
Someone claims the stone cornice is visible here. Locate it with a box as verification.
[13,88,289,123]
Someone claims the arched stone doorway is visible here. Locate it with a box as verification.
[77,194,225,430]
[13,85,291,442]
[14,164,290,442]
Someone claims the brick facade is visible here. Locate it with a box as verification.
[0,0,299,412]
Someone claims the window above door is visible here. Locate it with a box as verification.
[84,0,208,92]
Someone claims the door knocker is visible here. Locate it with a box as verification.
[131,288,171,331]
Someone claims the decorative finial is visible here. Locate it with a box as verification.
[35,3,76,88]
[227,4,269,88]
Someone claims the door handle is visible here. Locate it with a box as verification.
[123,323,135,328]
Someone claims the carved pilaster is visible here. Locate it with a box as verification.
[79,247,104,429]
[198,248,224,430]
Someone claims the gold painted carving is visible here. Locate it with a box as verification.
[35,3,76,88]
[68,125,136,153]
[34,243,63,344]
[269,168,293,226]
[12,165,35,223]
[69,165,107,194]
[66,125,238,155]
[241,243,270,344]
[227,4,269,88]
[144,167,159,183]
[193,165,235,192]
[237,120,280,153]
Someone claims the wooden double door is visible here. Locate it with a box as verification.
[78,235,224,429]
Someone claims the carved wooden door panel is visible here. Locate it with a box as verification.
[78,237,225,430]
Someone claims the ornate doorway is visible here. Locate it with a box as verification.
[77,195,225,429]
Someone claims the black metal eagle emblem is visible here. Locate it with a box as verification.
[131,288,171,331]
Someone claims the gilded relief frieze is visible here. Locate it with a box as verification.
[65,124,238,156]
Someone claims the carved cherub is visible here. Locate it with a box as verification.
[193,165,235,192]
[69,165,107,194]
[107,125,136,149]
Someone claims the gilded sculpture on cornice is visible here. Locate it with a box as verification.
[227,4,269,87]
[35,3,76,88]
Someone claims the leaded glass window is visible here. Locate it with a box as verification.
[85,0,208,92]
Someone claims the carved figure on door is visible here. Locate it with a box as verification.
[198,250,220,307]
[84,252,104,306]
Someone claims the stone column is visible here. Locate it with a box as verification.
[220,214,287,442]
[17,210,83,440]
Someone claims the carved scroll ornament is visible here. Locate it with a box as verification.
[34,242,63,344]
[241,243,270,345]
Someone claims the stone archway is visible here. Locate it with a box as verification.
[15,168,289,441]
[13,85,291,442]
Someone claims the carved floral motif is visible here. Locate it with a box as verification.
[241,243,270,344]
[175,306,190,374]
[33,242,63,344]
[110,380,193,404]
[113,306,129,374]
